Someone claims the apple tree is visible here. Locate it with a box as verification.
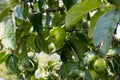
[0,0,120,79]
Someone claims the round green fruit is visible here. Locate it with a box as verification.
[93,58,106,72]
[49,27,66,45]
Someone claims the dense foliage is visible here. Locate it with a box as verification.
[0,0,120,79]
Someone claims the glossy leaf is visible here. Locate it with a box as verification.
[38,0,44,12]
[52,13,65,27]
[88,5,115,38]
[27,35,41,53]
[107,47,120,56]
[83,51,97,65]
[69,34,87,59]
[67,69,82,79]
[5,54,20,74]
[22,4,29,19]
[19,37,34,71]
[13,5,25,25]
[59,62,79,79]
[5,18,16,50]
[16,21,32,41]
[29,13,43,33]
[60,43,73,62]
[65,0,103,28]
[13,5,24,20]
[93,10,120,55]
[35,34,49,53]
[19,37,28,57]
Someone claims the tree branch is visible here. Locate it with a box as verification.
[46,7,65,13]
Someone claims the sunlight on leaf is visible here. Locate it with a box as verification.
[93,10,120,55]
[65,0,103,28]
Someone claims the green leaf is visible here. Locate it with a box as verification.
[107,59,116,73]
[52,13,65,27]
[88,10,105,38]
[107,47,120,56]
[112,57,120,73]
[18,37,29,65]
[16,21,32,41]
[13,5,24,20]
[60,43,73,62]
[83,51,98,65]
[5,18,16,50]
[93,10,120,55]
[88,5,115,38]
[19,37,28,57]
[29,13,43,33]
[59,62,79,79]
[113,56,120,67]
[38,0,44,12]
[27,35,41,53]
[0,0,9,11]
[19,37,34,70]
[10,0,19,7]
[69,34,87,59]
[65,0,103,28]
[35,34,49,53]
[0,7,11,22]
[13,5,25,26]
[5,54,20,74]
[67,69,82,79]
[22,4,29,19]
[107,56,120,74]
[0,51,6,58]
[85,69,92,80]
[0,51,7,63]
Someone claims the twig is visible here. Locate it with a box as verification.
[46,7,65,13]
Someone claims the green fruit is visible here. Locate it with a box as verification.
[94,58,106,72]
[89,70,98,80]
[49,27,66,45]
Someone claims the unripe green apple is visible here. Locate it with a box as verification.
[49,27,66,46]
[94,58,106,72]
